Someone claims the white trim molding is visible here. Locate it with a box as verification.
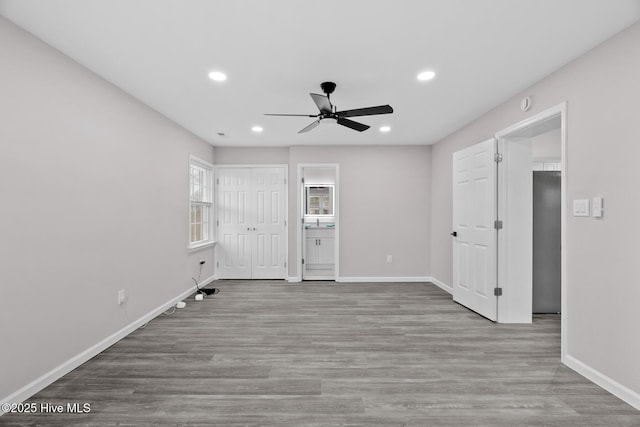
[0,276,215,412]
[188,155,215,250]
[428,276,453,294]
[565,354,640,411]
[336,276,431,283]
[494,102,567,352]
[214,164,289,280]
[297,163,340,282]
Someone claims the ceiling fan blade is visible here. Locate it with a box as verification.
[264,113,317,117]
[298,120,321,134]
[337,117,370,132]
[336,105,393,118]
[310,93,332,113]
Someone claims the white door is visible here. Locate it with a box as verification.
[452,139,497,321]
[217,167,286,279]
[251,168,286,279]
[217,168,252,279]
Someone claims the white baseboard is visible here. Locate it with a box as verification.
[336,276,431,283]
[0,275,215,413]
[427,276,453,294]
[196,274,216,289]
[564,354,640,411]
[288,276,301,282]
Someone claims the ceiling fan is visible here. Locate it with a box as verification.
[265,82,393,133]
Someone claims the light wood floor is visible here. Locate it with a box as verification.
[3,281,639,426]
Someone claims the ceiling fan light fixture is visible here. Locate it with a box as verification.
[379,126,391,133]
[417,70,436,81]
[251,126,263,133]
[266,82,392,133]
[208,71,227,81]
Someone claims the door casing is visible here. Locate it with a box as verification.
[494,102,567,361]
[215,165,288,279]
[295,163,340,282]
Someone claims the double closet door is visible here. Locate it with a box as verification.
[216,167,287,279]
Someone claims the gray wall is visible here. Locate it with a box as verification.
[430,22,640,394]
[213,145,432,280]
[0,17,215,400]
[214,146,289,165]
[289,145,431,280]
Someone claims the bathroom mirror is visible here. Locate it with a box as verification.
[305,185,334,216]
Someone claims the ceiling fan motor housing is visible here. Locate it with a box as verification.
[321,81,336,95]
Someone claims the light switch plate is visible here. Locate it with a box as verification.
[573,199,590,217]
[592,197,603,218]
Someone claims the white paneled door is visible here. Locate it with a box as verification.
[452,139,497,321]
[217,167,286,279]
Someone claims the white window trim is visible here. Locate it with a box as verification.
[188,155,215,251]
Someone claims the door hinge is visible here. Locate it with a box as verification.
[216,261,219,268]
[302,258,305,265]
[284,219,287,226]
[494,153,503,163]
[301,218,304,224]
[284,178,287,184]
[216,219,219,226]
[494,287,503,296]
[216,178,220,184]
[494,220,503,230]
[284,261,287,268]
[301,177,305,184]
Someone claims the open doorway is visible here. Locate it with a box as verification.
[495,102,567,359]
[532,130,562,314]
[297,164,339,281]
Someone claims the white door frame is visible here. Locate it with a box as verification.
[214,164,288,279]
[296,163,340,282]
[494,102,567,361]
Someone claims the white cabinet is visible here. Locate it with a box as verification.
[303,228,335,280]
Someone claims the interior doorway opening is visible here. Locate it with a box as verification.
[297,164,339,281]
[495,102,567,360]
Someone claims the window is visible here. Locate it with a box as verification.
[189,156,213,249]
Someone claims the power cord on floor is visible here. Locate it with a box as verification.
[192,261,220,298]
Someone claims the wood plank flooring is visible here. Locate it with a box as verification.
[3,281,639,426]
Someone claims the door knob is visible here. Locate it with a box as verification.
[450,231,457,237]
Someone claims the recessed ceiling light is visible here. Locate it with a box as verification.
[379,126,391,133]
[208,71,227,81]
[251,126,263,133]
[417,70,436,81]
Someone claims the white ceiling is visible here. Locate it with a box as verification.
[2,0,639,147]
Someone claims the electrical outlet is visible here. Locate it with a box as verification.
[386,255,393,263]
[117,290,126,305]
[199,260,206,265]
